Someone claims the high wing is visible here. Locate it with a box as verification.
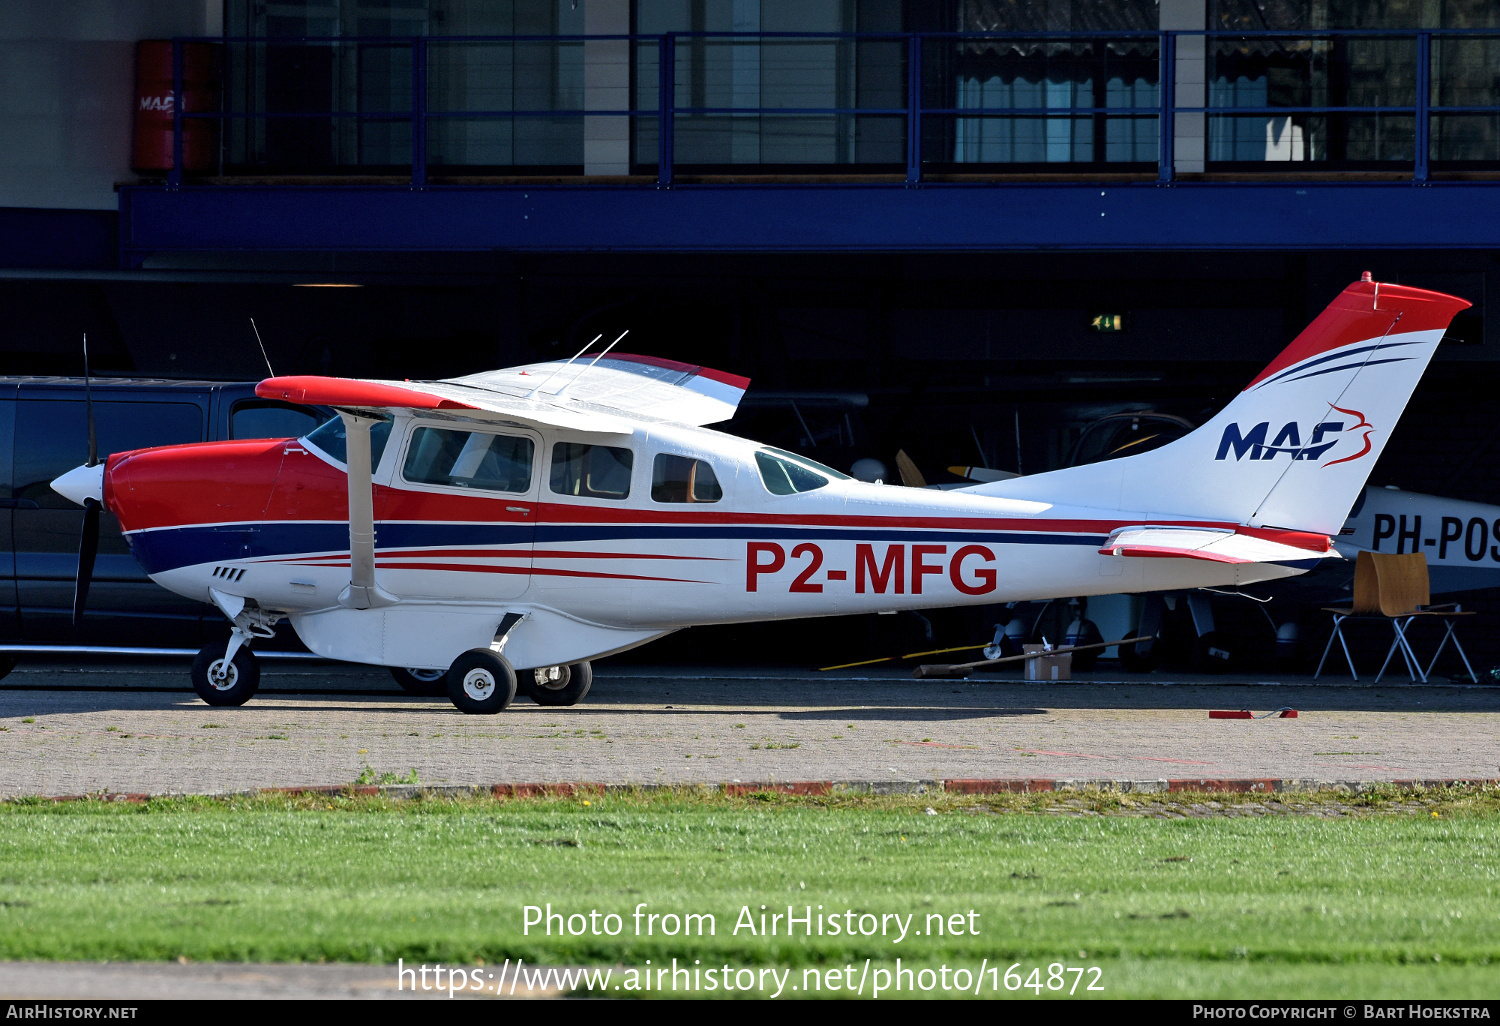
[1099,526,1334,566]
[256,353,749,431]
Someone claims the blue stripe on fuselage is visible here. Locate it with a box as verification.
[125,520,1109,575]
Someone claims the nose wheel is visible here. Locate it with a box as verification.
[446,649,517,715]
[191,644,261,707]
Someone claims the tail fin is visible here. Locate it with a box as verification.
[976,277,1471,535]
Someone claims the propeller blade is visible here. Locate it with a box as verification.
[72,498,100,627]
[895,449,927,489]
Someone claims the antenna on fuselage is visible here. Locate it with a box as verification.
[249,318,276,378]
[525,333,602,399]
[551,329,629,398]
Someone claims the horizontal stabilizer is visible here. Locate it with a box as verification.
[1099,526,1334,566]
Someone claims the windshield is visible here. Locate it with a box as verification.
[304,415,393,469]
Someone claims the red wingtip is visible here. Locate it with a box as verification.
[256,375,476,411]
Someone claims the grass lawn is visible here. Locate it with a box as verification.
[0,788,1497,998]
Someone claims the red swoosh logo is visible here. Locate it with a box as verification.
[1324,404,1375,467]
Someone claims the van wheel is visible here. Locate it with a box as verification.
[1118,637,1161,673]
[523,662,592,707]
[191,645,260,707]
[446,649,517,715]
[391,666,447,696]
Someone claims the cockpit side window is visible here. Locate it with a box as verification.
[402,426,534,493]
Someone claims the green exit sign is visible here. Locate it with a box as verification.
[1090,313,1125,333]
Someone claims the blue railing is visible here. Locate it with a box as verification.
[164,29,1500,188]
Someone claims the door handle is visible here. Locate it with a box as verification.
[505,506,530,515]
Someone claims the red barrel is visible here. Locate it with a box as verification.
[132,40,220,172]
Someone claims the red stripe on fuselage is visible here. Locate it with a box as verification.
[291,559,707,584]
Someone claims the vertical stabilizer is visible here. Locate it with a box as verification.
[974,278,1471,535]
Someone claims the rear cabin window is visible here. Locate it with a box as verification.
[403,427,534,493]
[651,454,723,503]
[754,450,833,495]
[550,443,633,500]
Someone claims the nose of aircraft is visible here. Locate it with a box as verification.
[52,462,105,507]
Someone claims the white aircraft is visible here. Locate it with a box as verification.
[50,276,1469,712]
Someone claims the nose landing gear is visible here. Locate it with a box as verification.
[191,644,261,707]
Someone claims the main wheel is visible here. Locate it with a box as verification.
[446,649,517,715]
[522,661,593,707]
[391,666,447,696]
[191,644,261,707]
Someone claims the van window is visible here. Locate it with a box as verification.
[304,415,392,470]
[651,454,722,503]
[550,443,633,500]
[231,400,325,441]
[14,400,203,508]
[403,426,533,493]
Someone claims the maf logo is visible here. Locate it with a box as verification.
[1214,405,1373,467]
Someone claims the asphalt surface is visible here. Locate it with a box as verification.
[2,658,1497,795]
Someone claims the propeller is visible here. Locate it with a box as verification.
[72,333,100,627]
[894,449,927,488]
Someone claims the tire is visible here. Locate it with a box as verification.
[523,661,593,707]
[1118,637,1162,673]
[446,649,517,715]
[191,644,261,707]
[1191,631,1235,674]
[0,654,15,683]
[391,666,447,696]
[1063,619,1104,673]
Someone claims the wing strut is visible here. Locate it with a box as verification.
[338,412,396,610]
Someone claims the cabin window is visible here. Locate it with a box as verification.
[550,442,633,500]
[755,450,833,495]
[403,427,533,493]
[305,415,392,470]
[651,454,723,503]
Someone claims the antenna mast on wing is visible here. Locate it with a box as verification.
[552,329,629,398]
[524,333,602,399]
[249,318,276,377]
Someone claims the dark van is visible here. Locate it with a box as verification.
[0,378,325,649]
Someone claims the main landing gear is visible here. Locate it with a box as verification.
[439,650,595,714]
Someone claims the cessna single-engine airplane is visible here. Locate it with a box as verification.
[51,276,1469,712]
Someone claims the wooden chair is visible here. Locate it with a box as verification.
[1315,551,1477,682]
